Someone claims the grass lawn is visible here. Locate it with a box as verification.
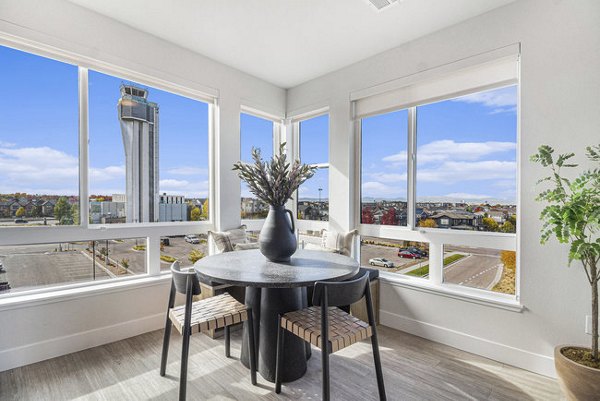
[404,253,466,277]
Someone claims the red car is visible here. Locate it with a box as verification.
[398,250,421,259]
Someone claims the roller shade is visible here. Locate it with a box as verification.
[354,51,519,118]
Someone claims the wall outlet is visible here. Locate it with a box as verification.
[585,315,592,335]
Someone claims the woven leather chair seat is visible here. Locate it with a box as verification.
[169,293,248,335]
[281,306,373,353]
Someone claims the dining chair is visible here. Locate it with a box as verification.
[160,262,257,401]
[275,272,386,401]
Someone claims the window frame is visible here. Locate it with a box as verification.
[0,39,217,301]
[290,109,330,233]
[239,106,284,232]
[354,79,520,305]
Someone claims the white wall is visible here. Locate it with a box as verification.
[287,0,600,377]
[0,0,285,371]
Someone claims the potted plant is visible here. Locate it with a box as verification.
[233,144,316,262]
[531,144,599,400]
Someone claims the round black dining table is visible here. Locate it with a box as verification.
[194,249,359,383]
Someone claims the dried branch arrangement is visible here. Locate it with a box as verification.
[233,143,317,206]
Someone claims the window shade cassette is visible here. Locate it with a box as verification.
[354,53,519,118]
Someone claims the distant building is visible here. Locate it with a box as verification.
[430,211,482,230]
[159,193,187,222]
[89,200,126,224]
[118,84,159,223]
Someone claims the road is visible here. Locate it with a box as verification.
[444,254,502,290]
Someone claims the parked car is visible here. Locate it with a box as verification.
[13,218,27,224]
[184,234,200,244]
[403,247,428,257]
[398,250,422,259]
[368,258,394,268]
[160,237,170,246]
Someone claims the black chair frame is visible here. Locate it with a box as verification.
[275,271,386,401]
[160,264,257,401]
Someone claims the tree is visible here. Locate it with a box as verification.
[500,220,516,233]
[190,206,201,221]
[54,197,72,224]
[418,218,438,228]
[381,207,397,225]
[15,206,25,217]
[188,249,205,264]
[200,199,209,220]
[31,205,42,217]
[71,203,80,225]
[121,258,130,271]
[361,207,374,224]
[482,217,499,232]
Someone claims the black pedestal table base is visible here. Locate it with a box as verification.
[241,287,308,382]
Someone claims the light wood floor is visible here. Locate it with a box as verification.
[0,326,562,401]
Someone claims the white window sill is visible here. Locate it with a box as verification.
[379,273,523,312]
[0,274,171,312]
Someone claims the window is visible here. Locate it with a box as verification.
[0,43,215,298]
[360,237,429,276]
[88,70,210,224]
[443,245,516,295]
[416,86,517,233]
[240,112,274,219]
[0,238,146,294]
[361,110,408,226]
[356,52,519,299]
[160,234,208,271]
[0,45,80,226]
[297,114,329,221]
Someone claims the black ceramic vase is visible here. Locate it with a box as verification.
[259,205,297,262]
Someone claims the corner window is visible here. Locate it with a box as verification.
[240,112,275,219]
[358,81,518,298]
[88,70,210,224]
[360,109,408,226]
[298,114,329,221]
[0,45,80,226]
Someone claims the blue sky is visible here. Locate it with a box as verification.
[0,44,516,204]
[362,85,517,204]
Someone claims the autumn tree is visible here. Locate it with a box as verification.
[361,207,374,224]
[200,199,209,220]
[188,249,205,264]
[15,207,25,217]
[482,217,499,232]
[381,207,397,225]
[418,218,438,228]
[54,197,72,225]
[190,206,201,221]
[71,203,80,225]
[500,220,516,233]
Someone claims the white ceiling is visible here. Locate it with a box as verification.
[68,0,516,88]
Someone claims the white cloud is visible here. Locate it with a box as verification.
[443,192,492,200]
[89,165,125,181]
[365,172,407,183]
[160,179,208,198]
[418,160,516,183]
[362,181,406,198]
[453,86,517,109]
[382,140,516,166]
[167,166,208,176]
[418,140,515,162]
[0,146,79,189]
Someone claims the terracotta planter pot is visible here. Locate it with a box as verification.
[554,345,600,401]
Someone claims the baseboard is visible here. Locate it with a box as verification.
[0,312,164,372]
[380,310,556,378]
